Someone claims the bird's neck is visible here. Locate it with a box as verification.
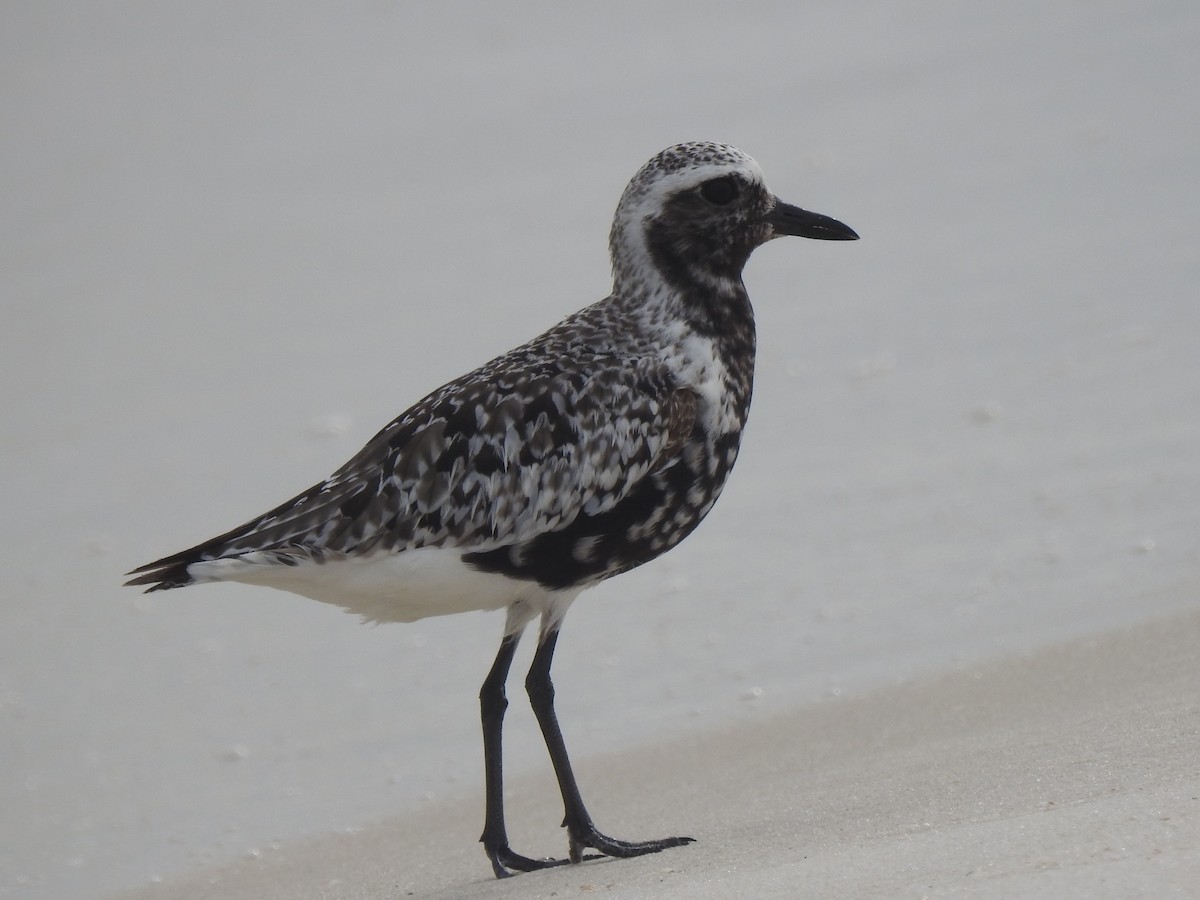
[612,277,756,437]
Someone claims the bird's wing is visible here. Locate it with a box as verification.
[127,359,696,587]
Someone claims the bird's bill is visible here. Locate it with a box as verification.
[769,199,859,241]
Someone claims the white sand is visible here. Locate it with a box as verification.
[3,3,1198,899]
[115,608,1200,899]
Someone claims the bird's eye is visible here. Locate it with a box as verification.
[699,176,739,206]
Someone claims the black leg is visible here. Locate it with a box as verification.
[525,627,695,864]
[479,632,574,878]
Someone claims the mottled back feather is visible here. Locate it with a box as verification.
[127,297,696,589]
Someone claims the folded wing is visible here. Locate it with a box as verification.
[126,360,694,591]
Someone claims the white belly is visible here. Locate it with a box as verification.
[187,546,569,625]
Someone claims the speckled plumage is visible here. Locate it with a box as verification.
[126,142,857,876]
[130,144,793,603]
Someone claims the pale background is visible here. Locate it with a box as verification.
[2,3,1197,897]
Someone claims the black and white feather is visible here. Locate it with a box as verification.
[127,141,857,632]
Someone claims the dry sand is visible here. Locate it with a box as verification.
[115,607,1200,899]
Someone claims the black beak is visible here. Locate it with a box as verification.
[769,199,859,241]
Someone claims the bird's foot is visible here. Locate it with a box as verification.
[484,826,690,877]
[486,843,574,879]
[567,822,695,864]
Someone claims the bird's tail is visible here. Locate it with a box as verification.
[124,551,200,592]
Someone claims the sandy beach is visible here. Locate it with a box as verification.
[115,607,1200,899]
[3,3,1198,898]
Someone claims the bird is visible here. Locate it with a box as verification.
[126,141,858,878]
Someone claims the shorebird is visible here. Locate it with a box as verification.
[127,141,857,877]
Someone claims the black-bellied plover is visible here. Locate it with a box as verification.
[127,142,858,877]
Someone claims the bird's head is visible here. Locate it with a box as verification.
[609,141,858,296]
